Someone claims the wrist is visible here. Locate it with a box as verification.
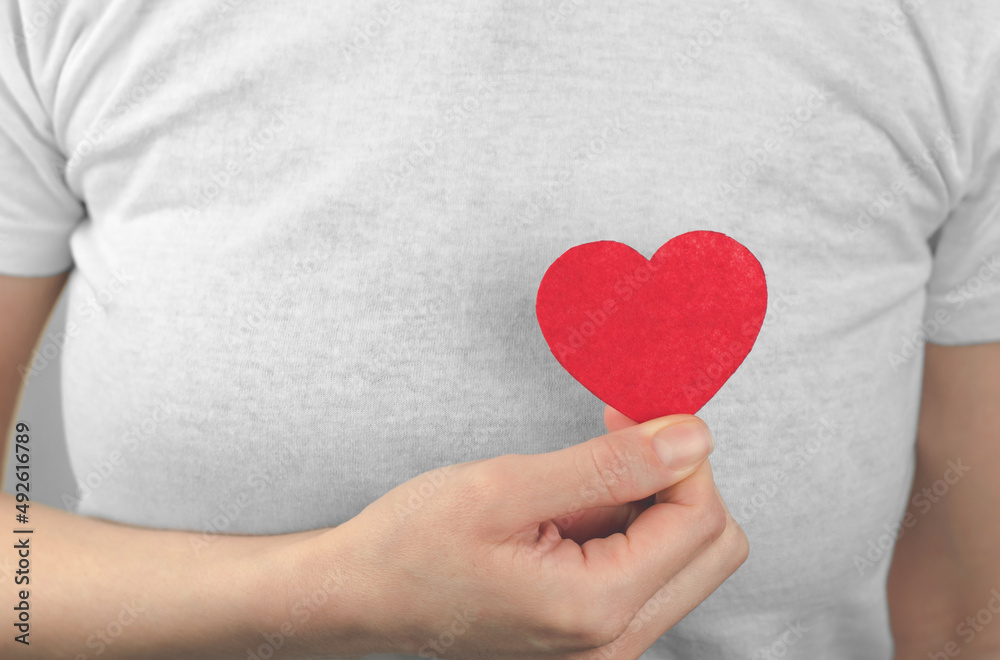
[267,520,400,657]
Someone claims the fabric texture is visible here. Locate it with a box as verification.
[2,1,999,658]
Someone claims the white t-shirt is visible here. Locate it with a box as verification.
[2,1,999,658]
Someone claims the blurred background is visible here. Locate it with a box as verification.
[3,290,75,510]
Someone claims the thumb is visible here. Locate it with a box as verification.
[490,414,714,529]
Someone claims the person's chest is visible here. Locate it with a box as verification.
[58,3,965,653]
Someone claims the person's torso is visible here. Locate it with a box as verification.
[34,1,996,656]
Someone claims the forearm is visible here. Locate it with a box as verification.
[889,509,1000,659]
[888,342,1000,658]
[886,473,989,657]
[0,493,374,659]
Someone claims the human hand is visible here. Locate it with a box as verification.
[308,409,748,659]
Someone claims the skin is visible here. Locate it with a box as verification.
[0,272,748,659]
[887,341,1000,658]
[1,273,996,657]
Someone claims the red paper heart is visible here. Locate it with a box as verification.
[535,231,767,423]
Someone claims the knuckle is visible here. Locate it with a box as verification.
[583,437,639,503]
[689,497,729,545]
[540,599,625,650]
[719,517,751,570]
[578,619,625,650]
[453,459,508,506]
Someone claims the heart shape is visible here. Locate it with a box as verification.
[535,231,767,423]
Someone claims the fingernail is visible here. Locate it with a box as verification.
[652,421,714,470]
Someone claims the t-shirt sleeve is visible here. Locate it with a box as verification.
[923,64,1000,346]
[0,9,84,278]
